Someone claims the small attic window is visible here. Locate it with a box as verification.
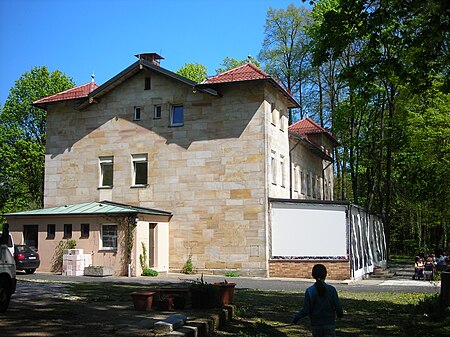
[134,106,141,121]
[145,77,151,90]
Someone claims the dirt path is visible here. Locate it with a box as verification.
[1,280,158,336]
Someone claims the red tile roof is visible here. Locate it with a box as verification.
[33,82,99,105]
[289,117,339,146]
[203,63,271,84]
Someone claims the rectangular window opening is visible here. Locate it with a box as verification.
[170,104,184,126]
[101,224,117,250]
[144,77,151,90]
[63,224,72,239]
[47,224,55,239]
[134,106,141,121]
[132,154,148,186]
[153,105,161,119]
[81,223,90,239]
[270,150,277,185]
[99,156,113,188]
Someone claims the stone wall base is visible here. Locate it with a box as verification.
[269,260,351,280]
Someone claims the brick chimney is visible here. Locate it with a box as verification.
[135,53,164,66]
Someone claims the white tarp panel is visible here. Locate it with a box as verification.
[271,203,348,257]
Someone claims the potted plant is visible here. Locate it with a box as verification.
[130,291,156,311]
[213,279,236,305]
[157,295,174,311]
[189,274,219,309]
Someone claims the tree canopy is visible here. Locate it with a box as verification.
[176,63,208,83]
[259,0,450,254]
[215,56,260,74]
[0,66,74,223]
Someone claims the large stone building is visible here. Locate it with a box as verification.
[6,53,341,277]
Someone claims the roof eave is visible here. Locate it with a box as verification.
[289,131,334,162]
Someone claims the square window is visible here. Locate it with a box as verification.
[99,156,113,188]
[63,224,72,239]
[170,104,184,126]
[144,77,151,90]
[134,106,141,121]
[154,105,161,119]
[132,154,148,186]
[101,224,117,250]
[81,224,90,239]
[47,224,55,239]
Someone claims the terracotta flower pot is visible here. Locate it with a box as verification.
[131,291,155,311]
[213,282,236,305]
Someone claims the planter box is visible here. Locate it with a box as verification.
[84,266,113,277]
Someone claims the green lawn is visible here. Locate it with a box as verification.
[66,282,449,337]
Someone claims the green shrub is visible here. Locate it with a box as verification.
[142,268,158,277]
[181,255,194,274]
[225,271,240,277]
[51,239,76,273]
[139,242,148,271]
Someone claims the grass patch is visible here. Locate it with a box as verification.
[224,290,449,337]
[64,282,449,337]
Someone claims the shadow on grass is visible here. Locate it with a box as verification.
[224,289,450,337]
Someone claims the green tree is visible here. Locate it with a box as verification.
[176,63,208,83]
[0,66,74,221]
[259,4,312,121]
[215,56,260,74]
[307,0,450,254]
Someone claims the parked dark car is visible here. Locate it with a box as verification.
[14,244,40,274]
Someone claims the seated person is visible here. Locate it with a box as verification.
[414,257,424,280]
[423,258,434,281]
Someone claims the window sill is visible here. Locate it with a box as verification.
[63,236,72,239]
[98,186,113,190]
[131,184,148,189]
[169,123,184,127]
[99,248,117,253]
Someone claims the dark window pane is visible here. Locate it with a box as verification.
[64,224,72,239]
[47,224,55,239]
[102,163,113,187]
[145,77,151,90]
[135,162,148,185]
[81,224,90,238]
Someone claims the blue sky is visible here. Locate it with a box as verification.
[0,0,309,105]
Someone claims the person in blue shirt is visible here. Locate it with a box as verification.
[292,264,344,337]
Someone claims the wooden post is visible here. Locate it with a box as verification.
[441,271,450,315]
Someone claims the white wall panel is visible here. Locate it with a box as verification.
[271,203,347,257]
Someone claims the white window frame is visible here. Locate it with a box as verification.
[153,105,162,119]
[100,224,117,251]
[99,156,113,188]
[293,165,299,192]
[170,104,184,126]
[280,155,286,188]
[132,154,148,187]
[134,106,141,121]
[270,150,277,185]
